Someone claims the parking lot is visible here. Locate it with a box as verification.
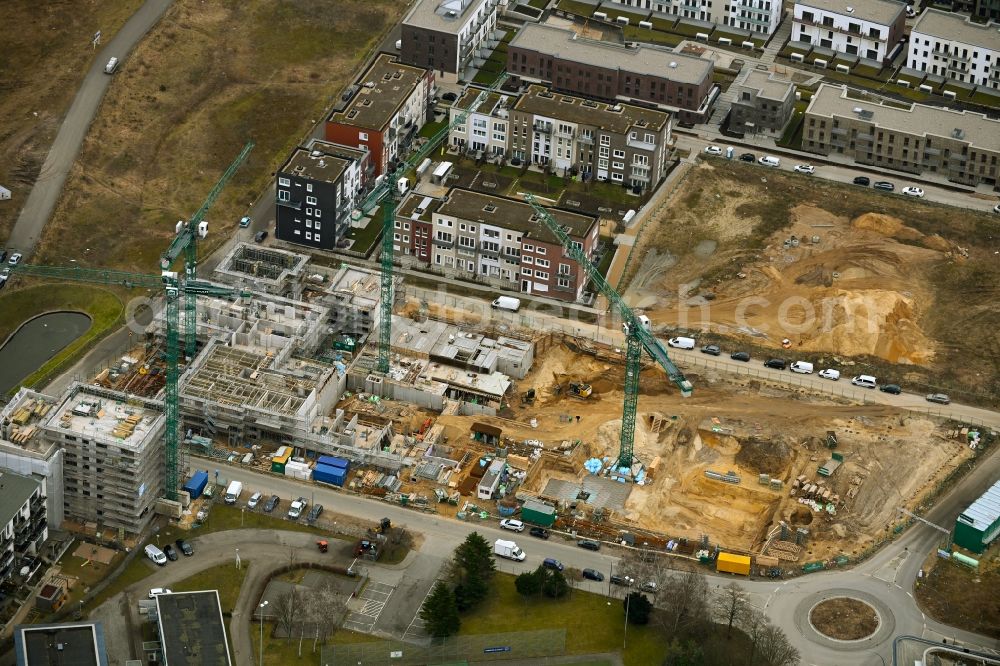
[343,580,394,633]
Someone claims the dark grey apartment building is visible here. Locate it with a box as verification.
[729,69,796,132]
[936,0,1000,22]
[400,0,501,80]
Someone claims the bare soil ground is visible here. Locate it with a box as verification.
[0,0,144,241]
[35,0,402,272]
[621,160,1000,404]
[916,553,1000,638]
[809,597,879,640]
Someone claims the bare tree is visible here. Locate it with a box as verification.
[715,582,750,638]
[659,570,710,637]
[273,589,302,641]
[740,606,769,666]
[756,623,800,666]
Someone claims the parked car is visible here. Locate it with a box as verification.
[700,344,721,356]
[879,384,902,395]
[577,539,601,551]
[764,358,786,370]
[758,155,780,167]
[610,574,633,586]
[500,519,525,532]
[239,216,252,228]
[529,527,550,539]
[901,186,924,197]
[163,544,178,561]
[730,351,750,362]
[175,538,194,556]
[793,164,815,174]
[542,558,564,571]
[247,491,263,509]
[582,568,605,582]
[739,152,756,162]
[906,5,917,18]
[818,368,840,381]
[640,581,658,593]
[253,230,268,243]
[993,202,1000,214]
[873,181,895,191]
[263,495,280,513]
[703,145,723,156]
[853,176,870,186]
[306,504,324,524]
[0,249,8,263]
[441,91,458,102]
[926,393,951,405]
[148,588,172,598]
[8,253,22,266]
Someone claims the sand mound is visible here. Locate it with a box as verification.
[893,226,925,242]
[921,234,951,252]
[735,437,791,475]
[852,213,904,236]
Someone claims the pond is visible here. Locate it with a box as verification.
[0,311,92,395]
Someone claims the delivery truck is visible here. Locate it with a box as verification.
[716,552,752,576]
[494,539,526,561]
[224,480,243,504]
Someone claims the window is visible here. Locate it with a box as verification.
[534,270,549,279]
[600,135,610,146]
[305,232,312,240]
[306,208,313,216]
[599,146,610,158]
[613,149,625,159]
[306,183,313,193]
[559,263,571,275]
[523,243,534,252]
[315,221,321,230]
[558,277,571,288]
[537,247,546,255]
[536,258,550,268]
[521,267,532,275]
[645,133,655,143]
[359,132,369,141]
[613,162,624,170]
[278,190,290,202]
[306,220,313,229]
[278,177,290,187]
[306,195,317,205]
[633,154,649,166]
[315,209,321,218]
[612,172,624,182]
[598,158,608,169]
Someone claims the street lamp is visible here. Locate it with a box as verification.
[623,591,630,651]
[259,600,269,666]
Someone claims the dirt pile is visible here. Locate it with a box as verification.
[852,213,904,236]
[735,437,791,476]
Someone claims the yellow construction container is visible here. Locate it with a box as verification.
[716,552,752,576]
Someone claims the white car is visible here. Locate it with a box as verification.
[793,164,815,174]
[818,369,840,381]
[8,253,22,266]
[499,519,524,532]
[992,203,999,214]
[901,186,924,197]
[247,491,263,509]
[703,145,723,156]
[758,155,780,167]
[148,588,172,598]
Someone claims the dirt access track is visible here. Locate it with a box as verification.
[622,159,1000,404]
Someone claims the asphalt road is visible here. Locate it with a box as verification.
[6,0,175,258]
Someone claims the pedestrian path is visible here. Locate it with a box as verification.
[761,15,793,64]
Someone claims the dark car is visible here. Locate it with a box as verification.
[764,358,787,370]
[163,544,178,561]
[700,345,721,356]
[610,574,633,587]
[442,91,458,102]
[542,557,564,571]
[739,152,755,162]
[529,527,550,539]
[873,181,895,191]
[852,176,870,186]
[926,393,951,405]
[0,249,7,263]
[254,230,268,243]
[879,384,902,394]
[730,351,750,362]
[175,539,194,556]
[263,495,280,513]
[582,568,604,582]
[306,504,324,524]
[577,539,601,551]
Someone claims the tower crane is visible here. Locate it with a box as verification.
[160,141,254,360]
[359,73,509,375]
[523,193,693,470]
[11,264,250,500]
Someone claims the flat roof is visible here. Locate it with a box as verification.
[329,54,427,131]
[0,388,60,457]
[735,70,795,102]
[0,470,39,531]
[156,591,231,666]
[404,0,491,34]
[912,8,1000,49]
[510,23,712,86]
[959,479,1000,532]
[16,622,107,666]
[44,385,163,449]
[280,140,366,184]
[438,188,597,243]
[397,192,442,223]
[514,85,669,134]
[454,89,511,115]
[796,0,904,25]
[805,83,1000,153]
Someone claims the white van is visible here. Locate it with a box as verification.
[818,368,840,381]
[667,337,696,350]
[758,155,780,168]
[145,544,167,566]
[851,374,877,388]
[224,480,243,504]
[104,57,119,74]
[789,361,813,374]
[623,315,651,336]
[491,296,521,312]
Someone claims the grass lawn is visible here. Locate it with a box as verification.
[916,557,1000,638]
[418,119,447,140]
[527,0,549,8]
[595,237,616,279]
[460,574,665,663]
[346,214,384,256]
[172,561,249,613]
[623,25,683,47]
[0,284,124,394]
[776,110,805,150]
[85,555,159,612]
[556,0,598,17]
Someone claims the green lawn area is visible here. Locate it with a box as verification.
[84,555,158,612]
[172,561,249,613]
[622,25,683,47]
[346,213,384,256]
[595,236,616,279]
[556,0,597,17]
[527,0,549,8]
[460,574,666,664]
[418,119,447,140]
[0,284,123,394]
[777,109,805,149]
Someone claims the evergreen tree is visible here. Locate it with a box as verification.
[624,591,653,625]
[420,581,460,638]
[542,568,570,599]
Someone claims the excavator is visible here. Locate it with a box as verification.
[552,373,593,399]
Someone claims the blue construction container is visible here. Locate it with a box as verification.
[182,471,209,499]
[312,464,347,487]
[317,455,349,470]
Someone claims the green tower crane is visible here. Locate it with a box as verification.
[523,193,693,470]
[356,74,509,375]
[11,264,249,500]
[160,141,254,360]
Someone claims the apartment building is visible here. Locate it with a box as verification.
[447,85,672,187]
[908,9,1000,89]
[397,188,599,301]
[936,0,1000,22]
[792,0,906,63]
[0,471,46,585]
[400,0,502,79]
[802,83,1000,188]
[607,0,782,35]
[729,69,796,131]
[507,23,716,123]
[275,140,368,251]
[325,54,433,177]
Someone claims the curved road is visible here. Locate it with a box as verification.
[6,0,174,258]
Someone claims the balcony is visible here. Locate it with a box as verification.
[277,198,302,211]
[556,126,575,138]
[479,245,501,258]
[627,137,656,151]
[432,237,455,249]
[577,134,594,145]
[533,122,553,135]
[795,16,885,41]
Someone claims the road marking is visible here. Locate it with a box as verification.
[403,581,439,640]
[343,581,395,633]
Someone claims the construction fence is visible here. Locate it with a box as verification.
[321,628,566,665]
